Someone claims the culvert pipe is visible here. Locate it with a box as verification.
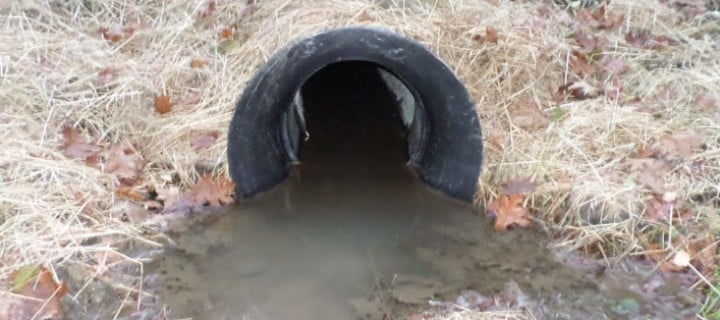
[227,26,483,202]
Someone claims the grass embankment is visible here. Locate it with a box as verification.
[0,0,718,319]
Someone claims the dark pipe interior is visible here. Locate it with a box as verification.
[296,62,410,179]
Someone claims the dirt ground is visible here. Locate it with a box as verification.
[1,0,719,319]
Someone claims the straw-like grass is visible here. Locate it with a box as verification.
[1,0,718,317]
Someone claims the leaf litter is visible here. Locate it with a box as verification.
[62,126,102,166]
[0,266,68,320]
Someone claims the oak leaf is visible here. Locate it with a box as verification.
[62,126,102,165]
[154,95,172,114]
[487,194,531,231]
[574,32,607,54]
[104,140,144,185]
[187,174,235,207]
[569,50,597,77]
[656,131,704,157]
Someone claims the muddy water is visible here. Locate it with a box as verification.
[142,62,700,320]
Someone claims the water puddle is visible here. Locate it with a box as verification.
[148,165,584,319]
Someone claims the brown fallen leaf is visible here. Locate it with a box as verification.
[472,26,499,44]
[599,56,627,74]
[198,0,216,18]
[190,58,207,68]
[97,67,116,86]
[569,50,597,77]
[116,184,146,201]
[629,158,671,194]
[187,174,235,207]
[218,26,233,39]
[690,236,718,272]
[634,144,657,158]
[487,131,506,150]
[645,234,704,272]
[603,79,625,101]
[190,130,220,151]
[510,101,549,130]
[485,26,499,44]
[556,80,600,101]
[645,192,692,221]
[669,0,707,20]
[625,28,652,48]
[574,32,607,54]
[4,266,68,320]
[154,94,172,114]
[656,131,705,157]
[73,191,98,214]
[501,177,536,195]
[104,140,144,185]
[356,10,373,22]
[625,28,674,49]
[98,24,143,44]
[592,6,623,29]
[647,235,716,274]
[99,25,124,43]
[576,5,623,30]
[645,245,685,272]
[487,194,531,231]
[62,126,102,165]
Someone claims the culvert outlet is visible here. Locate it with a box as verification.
[227,27,483,202]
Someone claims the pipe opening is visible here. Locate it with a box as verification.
[282,61,426,175]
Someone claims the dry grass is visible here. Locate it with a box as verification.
[0,0,719,318]
[429,310,536,320]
